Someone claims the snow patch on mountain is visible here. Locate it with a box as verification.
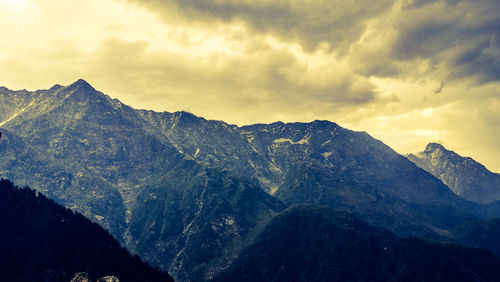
[322,152,333,158]
[273,137,310,145]
[0,100,35,126]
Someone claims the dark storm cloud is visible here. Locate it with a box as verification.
[389,0,500,82]
[129,0,500,83]
[453,35,500,83]
[128,0,394,51]
[405,0,463,9]
[3,0,500,171]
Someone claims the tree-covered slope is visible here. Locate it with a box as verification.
[0,179,173,282]
[215,206,500,282]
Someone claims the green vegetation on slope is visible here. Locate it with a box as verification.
[215,205,500,282]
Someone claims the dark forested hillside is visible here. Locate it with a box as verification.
[0,179,173,282]
[214,206,500,282]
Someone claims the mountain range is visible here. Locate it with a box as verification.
[2,79,500,281]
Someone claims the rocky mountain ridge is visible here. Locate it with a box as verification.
[2,80,500,281]
[407,143,500,204]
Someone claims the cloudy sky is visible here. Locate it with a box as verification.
[0,0,499,171]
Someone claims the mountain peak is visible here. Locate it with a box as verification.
[424,142,446,153]
[49,84,63,91]
[68,79,95,91]
[312,119,337,126]
[73,78,90,85]
[408,143,500,203]
[171,111,203,124]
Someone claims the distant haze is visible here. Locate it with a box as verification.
[0,0,499,172]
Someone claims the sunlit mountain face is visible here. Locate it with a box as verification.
[408,143,500,204]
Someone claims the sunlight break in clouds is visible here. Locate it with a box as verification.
[0,0,28,13]
[0,0,499,171]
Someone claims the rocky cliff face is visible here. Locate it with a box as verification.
[407,143,500,204]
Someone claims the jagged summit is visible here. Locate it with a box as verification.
[72,78,91,86]
[49,84,63,91]
[240,120,341,136]
[67,78,96,91]
[408,143,500,204]
[60,79,115,107]
[244,119,338,128]
[171,110,203,121]
[422,143,477,166]
[312,119,337,125]
[424,142,446,153]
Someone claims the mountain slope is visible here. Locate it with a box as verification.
[214,205,500,282]
[3,80,500,280]
[450,218,500,257]
[137,111,485,239]
[0,81,285,281]
[407,143,500,204]
[0,79,188,238]
[0,178,173,282]
[240,121,459,204]
[128,158,285,281]
[158,118,492,239]
[0,80,286,281]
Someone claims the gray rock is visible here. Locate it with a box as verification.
[96,276,119,282]
[70,272,90,282]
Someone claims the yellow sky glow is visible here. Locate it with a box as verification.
[0,0,499,172]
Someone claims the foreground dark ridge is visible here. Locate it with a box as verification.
[0,178,173,282]
[215,205,500,282]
